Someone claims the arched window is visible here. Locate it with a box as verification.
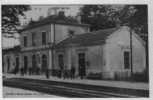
[41,54,47,73]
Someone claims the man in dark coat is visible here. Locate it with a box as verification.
[45,69,49,79]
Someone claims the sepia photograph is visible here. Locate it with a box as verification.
[2,4,149,98]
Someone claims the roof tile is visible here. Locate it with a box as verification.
[55,27,119,48]
[20,15,89,32]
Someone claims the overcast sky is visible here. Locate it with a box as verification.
[20,5,82,25]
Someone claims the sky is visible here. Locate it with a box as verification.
[20,5,82,25]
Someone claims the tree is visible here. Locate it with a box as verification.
[130,5,148,34]
[80,5,118,31]
[2,5,30,34]
[118,5,148,35]
[80,5,148,35]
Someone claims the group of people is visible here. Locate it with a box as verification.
[18,65,85,80]
[59,66,76,79]
[20,67,41,76]
[59,65,86,80]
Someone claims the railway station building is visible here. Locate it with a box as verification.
[2,11,147,80]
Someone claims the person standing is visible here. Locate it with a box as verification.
[60,65,64,78]
[80,66,83,79]
[45,68,49,79]
[21,67,24,76]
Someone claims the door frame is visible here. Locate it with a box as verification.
[15,56,19,73]
[78,52,86,76]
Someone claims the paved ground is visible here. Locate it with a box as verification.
[3,74,149,97]
[3,86,62,98]
[4,74,149,90]
[3,78,138,98]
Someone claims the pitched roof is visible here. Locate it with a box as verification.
[55,27,119,48]
[20,15,90,32]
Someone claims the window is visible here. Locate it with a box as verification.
[32,33,36,46]
[24,36,27,47]
[124,51,130,69]
[78,53,86,68]
[42,32,46,45]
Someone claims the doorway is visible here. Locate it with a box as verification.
[78,53,86,77]
[15,57,19,73]
[32,55,36,74]
[124,51,130,69]
[7,57,10,72]
[24,56,28,73]
[58,54,64,70]
[42,55,47,73]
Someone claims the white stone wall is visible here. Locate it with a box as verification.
[21,24,51,50]
[103,26,146,79]
[55,45,104,76]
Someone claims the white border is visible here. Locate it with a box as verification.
[0,0,153,100]
[1,0,150,4]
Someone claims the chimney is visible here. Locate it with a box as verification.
[47,7,59,16]
[58,11,65,18]
[39,16,44,20]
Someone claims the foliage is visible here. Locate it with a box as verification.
[80,5,148,35]
[80,5,117,31]
[2,5,30,34]
[119,5,148,35]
